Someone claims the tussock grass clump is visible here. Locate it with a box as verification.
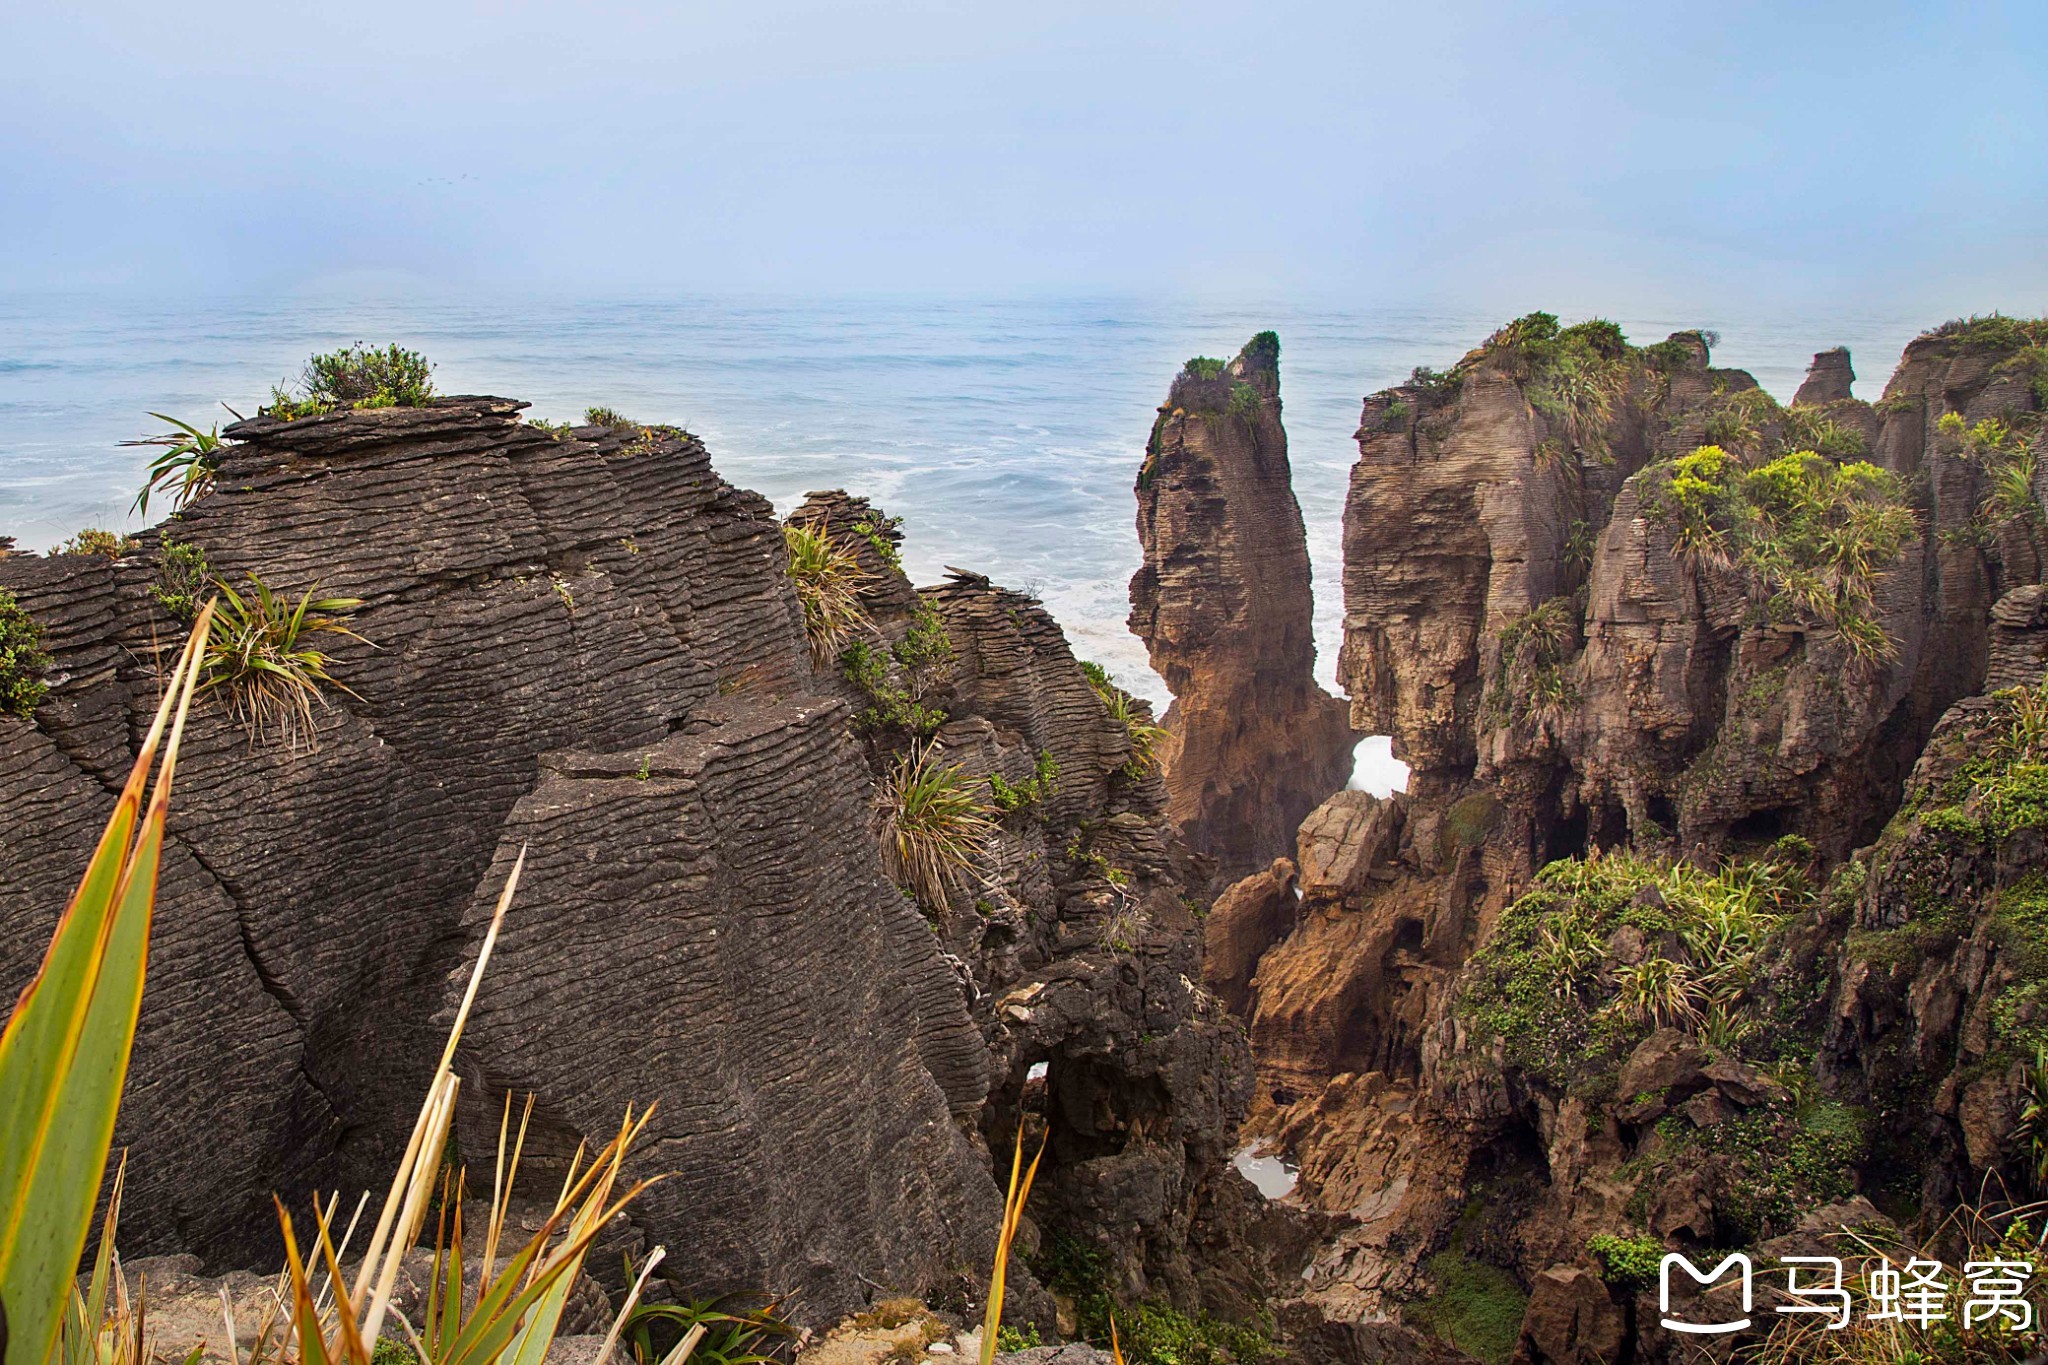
[878,744,995,910]
[0,585,52,718]
[783,519,874,666]
[583,406,634,427]
[1648,444,1916,664]
[1940,412,2040,528]
[200,576,367,751]
[265,343,435,420]
[1484,596,1579,726]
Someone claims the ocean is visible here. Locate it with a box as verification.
[0,291,1932,721]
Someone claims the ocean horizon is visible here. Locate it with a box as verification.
[0,289,1938,716]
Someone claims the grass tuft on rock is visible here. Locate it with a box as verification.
[783,518,874,666]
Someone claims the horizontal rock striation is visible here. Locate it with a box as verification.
[1214,313,2048,1359]
[1,401,995,1322]
[1129,334,1354,883]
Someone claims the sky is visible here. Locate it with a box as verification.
[1,1,2045,313]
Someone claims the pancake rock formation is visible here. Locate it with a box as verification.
[1128,333,1354,883]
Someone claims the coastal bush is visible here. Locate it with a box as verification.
[1922,313,2048,352]
[265,343,435,419]
[842,641,946,737]
[129,412,227,516]
[1939,412,2040,527]
[0,586,52,718]
[783,518,874,665]
[200,574,368,751]
[1182,356,1227,382]
[878,744,996,910]
[1406,1250,1525,1365]
[1646,444,1916,663]
[1474,311,1641,460]
[1408,365,1462,403]
[1462,848,1811,1090]
[852,512,905,568]
[1585,1232,1662,1291]
[1782,404,1868,460]
[584,405,634,426]
[57,528,136,559]
[149,536,211,624]
[1028,1234,1270,1365]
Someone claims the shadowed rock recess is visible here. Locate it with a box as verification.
[1129,334,1355,883]
[1213,314,2048,1362]
[0,399,1259,1331]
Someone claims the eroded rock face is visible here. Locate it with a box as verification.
[1793,346,1856,405]
[0,403,988,1324]
[1129,333,1354,882]
[785,491,1263,1311]
[1214,314,2048,1359]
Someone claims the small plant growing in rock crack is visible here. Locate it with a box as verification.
[783,518,874,666]
[0,586,52,718]
[878,743,996,911]
[199,575,369,752]
[842,640,947,737]
[149,536,211,624]
[584,405,634,427]
[1081,662,1167,778]
[1585,1232,1663,1291]
[991,750,1061,814]
[264,343,435,420]
[851,514,904,569]
[126,411,229,515]
[549,573,576,614]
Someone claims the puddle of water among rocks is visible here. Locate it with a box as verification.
[1231,1144,1299,1200]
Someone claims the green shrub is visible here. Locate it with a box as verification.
[841,640,946,737]
[1406,1251,1526,1365]
[149,537,212,624]
[1782,404,1868,460]
[1940,412,2039,527]
[266,343,435,419]
[584,406,634,427]
[1586,1232,1663,1291]
[1462,850,1812,1089]
[991,751,1060,814]
[1408,365,1462,402]
[852,514,904,569]
[1182,356,1226,382]
[1485,597,1579,726]
[993,1324,1041,1353]
[0,587,52,718]
[1080,664,1166,779]
[1921,314,2048,351]
[56,529,134,559]
[1646,444,1915,663]
[1226,381,1262,425]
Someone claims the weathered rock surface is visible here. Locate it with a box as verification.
[1129,333,1354,882]
[0,403,996,1325]
[1212,314,2048,1361]
[1793,346,1855,405]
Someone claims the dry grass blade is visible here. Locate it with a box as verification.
[977,1124,1046,1365]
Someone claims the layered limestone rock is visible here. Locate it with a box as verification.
[1129,333,1354,882]
[0,403,992,1324]
[1217,313,2048,1360]
[786,490,1261,1311]
[1793,345,1856,405]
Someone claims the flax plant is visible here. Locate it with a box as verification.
[200,575,368,752]
[783,520,873,666]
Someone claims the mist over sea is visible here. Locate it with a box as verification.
[0,291,1932,708]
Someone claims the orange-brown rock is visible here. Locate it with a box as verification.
[1129,332,1354,882]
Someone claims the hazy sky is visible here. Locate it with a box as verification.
[4,1,2044,312]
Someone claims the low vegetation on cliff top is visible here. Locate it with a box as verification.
[0,584,52,718]
[1646,443,1916,663]
[265,342,436,420]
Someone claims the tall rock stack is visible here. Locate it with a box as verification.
[1128,333,1355,882]
[1793,345,1856,404]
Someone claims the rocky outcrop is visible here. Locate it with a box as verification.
[1215,313,2048,1360]
[783,490,1262,1314]
[0,402,1123,1329]
[1793,346,1855,405]
[1129,333,1354,883]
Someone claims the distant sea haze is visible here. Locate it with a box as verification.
[0,291,1932,714]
